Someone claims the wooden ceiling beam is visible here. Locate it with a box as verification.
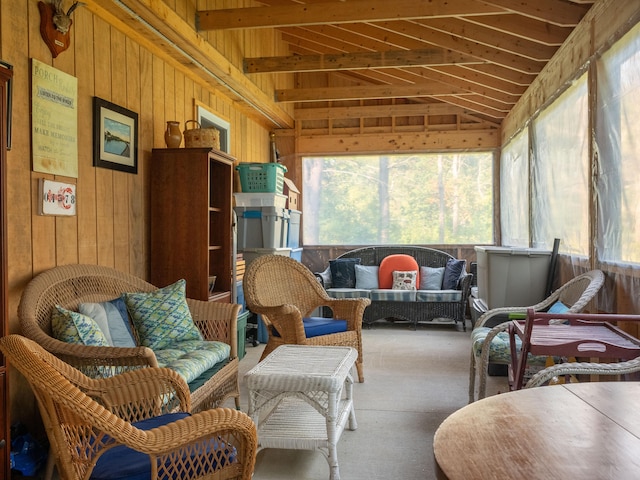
[436,96,508,119]
[425,65,528,95]
[197,0,506,30]
[276,83,477,103]
[481,0,591,27]
[375,20,545,74]
[295,103,500,125]
[244,49,482,73]
[296,130,501,154]
[414,18,558,61]
[464,14,572,46]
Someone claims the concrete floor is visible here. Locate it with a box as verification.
[234,320,508,480]
[44,319,508,480]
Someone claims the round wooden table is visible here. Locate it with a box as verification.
[434,382,640,479]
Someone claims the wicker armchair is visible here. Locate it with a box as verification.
[243,255,370,382]
[0,334,257,480]
[468,269,605,402]
[526,356,640,388]
[18,263,240,411]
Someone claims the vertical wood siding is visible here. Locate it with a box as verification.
[1,0,282,426]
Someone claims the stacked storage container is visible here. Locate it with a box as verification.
[235,162,292,265]
[235,163,300,345]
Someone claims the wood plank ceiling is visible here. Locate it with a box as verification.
[196,0,596,150]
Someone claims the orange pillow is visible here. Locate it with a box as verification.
[378,254,419,289]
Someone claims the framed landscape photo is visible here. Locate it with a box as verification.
[93,97,138,174]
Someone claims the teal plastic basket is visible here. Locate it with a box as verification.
[236,163,287,193]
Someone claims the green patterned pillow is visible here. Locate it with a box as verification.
[51,305,110,346]
[124,279,202,350]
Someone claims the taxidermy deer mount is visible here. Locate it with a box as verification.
[38,1,85,58]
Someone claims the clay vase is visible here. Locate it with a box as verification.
[164,121,182,148]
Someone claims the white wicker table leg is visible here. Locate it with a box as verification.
[245,345,359,480]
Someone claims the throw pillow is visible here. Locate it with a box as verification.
[329,258,361,289]
[51,305,110,346]
[442,258,466,289]
[391,270,418,290]
[547,301,569,314]
[379,254,420,289]
[419,266,445,290]
[355,265,379,289]
[124,279,202,350]
[79,296,136,348]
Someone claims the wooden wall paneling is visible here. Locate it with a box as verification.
[93,16,115,267]
[175,71,185,131]
[110,28,131,273]
[164,64,177,130]
[133,45,154,279]
[4,3,34,331]
[125,38,143,274]
[152,55,166,147]
[76,8,98,265]
[28,2,57,274]
[52,15,79,267]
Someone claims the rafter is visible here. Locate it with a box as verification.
[374,20,545,74]
[295,103,500,126]
[414,18,558,61]
[244,49,482,74]
[464,14,572,46]
[276,83,477,103]
[197,0,506,30]
[481,0,590,27]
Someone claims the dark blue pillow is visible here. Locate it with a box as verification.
[272,317,348,338]
[329,258,361,288]
[442,258,466,290]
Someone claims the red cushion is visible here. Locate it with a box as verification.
[378,254,419,289]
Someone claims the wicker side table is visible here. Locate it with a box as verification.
[245,345,358,480]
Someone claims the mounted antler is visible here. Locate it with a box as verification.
[38,1,85,58]
[51,0,85,34]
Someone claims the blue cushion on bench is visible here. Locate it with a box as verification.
[91,412,237,480]
[273,317,348,338]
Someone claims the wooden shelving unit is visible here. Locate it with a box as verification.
[150,147,234,302]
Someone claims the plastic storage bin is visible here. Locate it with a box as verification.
[236,162,287,193]
[235,206,289,249]
[287,209,301,248]
[290,247,303,262]
[474,246,551,309]
[237,310,249,360]
[241,247,292,267]
[236,280,245,312]
[234,192,287,208]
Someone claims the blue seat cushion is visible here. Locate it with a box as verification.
[90,412,236,480]
[272,317,348,338]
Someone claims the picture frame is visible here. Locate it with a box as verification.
[194,100,230,153]
[93,97,138,174]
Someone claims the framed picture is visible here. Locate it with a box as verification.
[195,100,230,153]
[93,97,138,174]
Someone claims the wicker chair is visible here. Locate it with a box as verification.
[526,356,640,388]
[18,263,240,412]
[0,334,257,480]
[468,269,605,402]
[243,254,370,382]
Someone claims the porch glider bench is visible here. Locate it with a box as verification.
[316,246,472,330]
[18,264,240,412]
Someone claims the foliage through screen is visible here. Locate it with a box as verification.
[302,153,494,246]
